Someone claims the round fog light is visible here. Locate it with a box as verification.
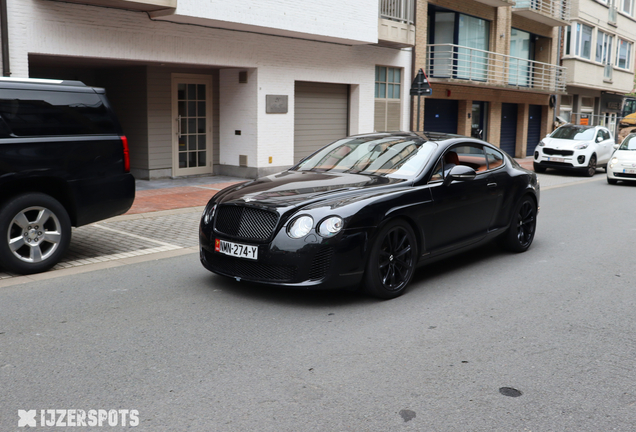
[578,155,585,164]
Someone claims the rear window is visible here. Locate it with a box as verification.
[0,89,117,137]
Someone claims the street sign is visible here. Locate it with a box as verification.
[410,68,432,96]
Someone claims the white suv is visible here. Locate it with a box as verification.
[533,125,614,177]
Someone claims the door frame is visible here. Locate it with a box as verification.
[171,73,213,177]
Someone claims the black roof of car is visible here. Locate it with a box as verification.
[0,77,102,93]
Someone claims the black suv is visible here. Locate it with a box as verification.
[0,78,135,274]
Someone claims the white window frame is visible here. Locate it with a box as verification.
[570,23,593,60]
[621,0,634,16]
[615,38,633,70]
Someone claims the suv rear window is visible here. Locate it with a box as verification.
[0,89,117,137]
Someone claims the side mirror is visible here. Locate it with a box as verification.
[613,144,619,149]
[596,136,603,143]
[444,165,476,186]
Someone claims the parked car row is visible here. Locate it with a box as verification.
[532,122,636,185]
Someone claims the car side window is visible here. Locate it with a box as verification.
[601,130,610,141]
[484,146,504,170]
[454,144,487,172]
[0,89,117,137]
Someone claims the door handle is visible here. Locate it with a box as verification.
[487,182,498,188]
[176,115,182,138]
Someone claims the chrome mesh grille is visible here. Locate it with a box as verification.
[308,247,334,281]
[215,205,279,241]
[203,250,296,282]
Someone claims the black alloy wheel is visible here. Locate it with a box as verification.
[585,154,597,177]
[364,220,416,299]
[501,196,537,253]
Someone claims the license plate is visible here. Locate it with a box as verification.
[624,168,636,174]
[214,239,258,260]
[548,157,565,163]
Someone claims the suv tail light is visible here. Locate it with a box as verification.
[121,136,130,173]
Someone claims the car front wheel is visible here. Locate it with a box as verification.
[501,196,537,253]
[0,193,71,274]
[533,163,546,173]
[363,220,417,299]
[607,177,618,185]
[584,154,597,177]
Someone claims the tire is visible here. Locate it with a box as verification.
[363,220,417,299]
[533,163,546,173]
[584,154,597,177]
[0,193,71,274]
[501,196,537,253]
[607,177,618,185]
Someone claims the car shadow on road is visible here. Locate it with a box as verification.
[198,241,510,307]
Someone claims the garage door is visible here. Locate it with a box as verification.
[424,99,458,134]
[294,82,348,164]
[500,103,518,157]
[526,104,542,156]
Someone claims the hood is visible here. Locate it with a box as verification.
[614,149,636,163]
[217,170,408,209]
[543,137,591,149]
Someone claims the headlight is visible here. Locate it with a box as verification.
[287,215,313,238]
[538,140,546,147]
[318,216,343,237]
[574,143,589,149]
[609,157,618,168]
[202,203,216,225]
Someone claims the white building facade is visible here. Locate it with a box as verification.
[0,0,414,179]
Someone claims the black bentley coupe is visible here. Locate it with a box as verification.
[199,132,539,299]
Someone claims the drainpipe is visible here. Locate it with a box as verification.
[1,0,10,76]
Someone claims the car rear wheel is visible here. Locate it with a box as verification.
[363,220,416,299]
[501,196,537,253]
[0,193,71,274]
[584,155,597,177]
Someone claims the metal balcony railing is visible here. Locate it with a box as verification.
[514,0,571,22]
[426,44,567,93]
[379,0,415,25]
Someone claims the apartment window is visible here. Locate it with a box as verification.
[374,66,402,131]
[596,31,613,64]
[573,23,593,59]
[616,38,633,70]
[428,8,490,80]
[621,0,634,15]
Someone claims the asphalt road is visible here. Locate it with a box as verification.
[1,174,635,431]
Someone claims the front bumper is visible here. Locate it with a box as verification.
[199,225,369,290]
[533,148,590,171]
[607,162,636,181]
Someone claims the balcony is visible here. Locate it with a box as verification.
[378,0,415,48]
[53,0,176,12]
[426,44,567,93]
[473,0,515,7]
[512,0,570,27]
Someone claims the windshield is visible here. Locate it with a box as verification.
[619,134,636,150]
[550,126,595,140]
[292,136,437,179]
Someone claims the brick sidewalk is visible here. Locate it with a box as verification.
[126,181,243,214]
